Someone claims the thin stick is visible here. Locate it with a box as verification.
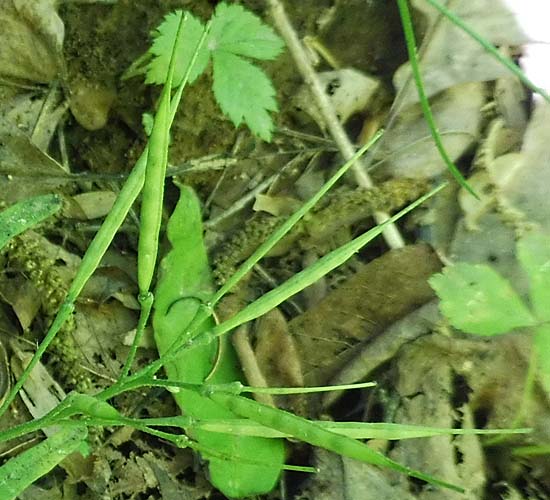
[266,0,404,249]
[231,324,276,407]
[204,173,278,230]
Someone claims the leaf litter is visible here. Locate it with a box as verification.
[0,0,549,498]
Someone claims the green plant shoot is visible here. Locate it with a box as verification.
[0,1,545,497]
[397,0,478,198]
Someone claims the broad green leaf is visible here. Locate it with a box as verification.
[517,231,550,322]
[212,52,278,141]
[430,263,536,335]
[208,3,285,60]
[534,324,550,393]
[0,194,62,250]
[0,426,88,500]
[153,185,284,498]
[146,10,210,86]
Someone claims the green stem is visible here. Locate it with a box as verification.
[396,0,478,198]
[423,0,550,104]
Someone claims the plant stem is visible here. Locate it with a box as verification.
[266,0,405,249]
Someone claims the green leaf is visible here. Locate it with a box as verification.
[145,4,283,140]
[534,324,550,393]
[0,194,62,250]
[429,263,536,335]
[208,2,283,141]
[0,426,88,500]
[517,230,550,322]
[153,184,284,498]
[212,52,278,141]
[146,10,210,86]
[208,3,285,60]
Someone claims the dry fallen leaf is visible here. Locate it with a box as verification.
[394,0,527,106]
[0,0,64,83]
[289,244,442,386]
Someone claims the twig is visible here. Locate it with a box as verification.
[231,325,276,407]
[266,0,404,249]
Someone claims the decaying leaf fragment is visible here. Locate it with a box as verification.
[289,244,442,385]
[0,0,64,83]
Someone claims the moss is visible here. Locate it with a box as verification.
[212,177,429,286]
[5,236,91,391]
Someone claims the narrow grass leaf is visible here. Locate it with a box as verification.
[211,134,382,307]
[196,418,530,440]
[0,426,88,500]
[430,263,536,335]
[396,0,478,198]
[423,0,550,104]
[211,392,463,493]
[206,183,446,340]
[516,230,550,322]
[0,194,62,250]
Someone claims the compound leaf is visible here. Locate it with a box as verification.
[208,3,285,60]
[145,3,283,141]
[208,2,283,141]
[146,10,210,86]
[212,52,277,141]
[517,230,550,322]
[429,263,536,335]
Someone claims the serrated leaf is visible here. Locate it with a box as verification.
[429,263,536,335]
[517,230,550,322]
[212,52,278,141]
[146,10,210,86]
[208,3,284,60]
[534,324,550,393]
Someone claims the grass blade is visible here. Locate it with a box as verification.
[423,0,550,104]
[210,392,464,492]
[397,0,478,198]
[0,426,88,500]
[211,130,383,307]
[205,183,447,341]
[0,194,62,250]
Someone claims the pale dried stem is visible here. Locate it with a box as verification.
[266,0,404,249]
[231,324,276,407]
